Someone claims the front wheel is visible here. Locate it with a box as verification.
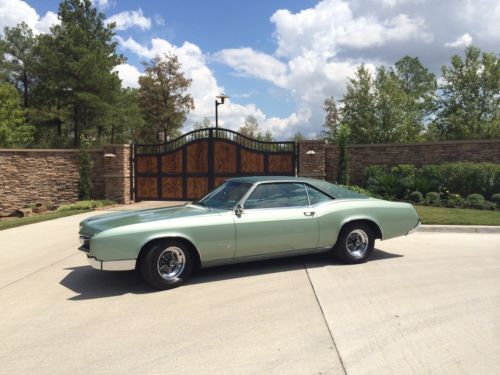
[140,240,193,290]
[334,223,374,264]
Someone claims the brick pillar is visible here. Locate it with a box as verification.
[297,140,327,179]
[103,144,131,204]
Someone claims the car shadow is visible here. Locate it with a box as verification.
[60,248,402,301]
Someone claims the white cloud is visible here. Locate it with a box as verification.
[106,9,151,31]
[444,33,472,48]
[270,0,432,57]
[113,63,141,88]
[214,48,288,86]
[91,0,112,9]
[0,0,59,35]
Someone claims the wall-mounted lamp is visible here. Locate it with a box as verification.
[104,153,117,158]
[306,148,316,155]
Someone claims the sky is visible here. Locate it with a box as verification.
[1,0,499,139]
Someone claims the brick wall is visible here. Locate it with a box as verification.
[0,146,130,216]
[299,139,500,186]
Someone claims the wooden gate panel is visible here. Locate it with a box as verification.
[187,141,208,173]
[161,151,182,173]
[161,177,183,199]
[214,141,236,173]
[136,156,157,173]
[269,154,293,173]
[136,177,158,198]
[187,177,208,199]
[241,150,264,173]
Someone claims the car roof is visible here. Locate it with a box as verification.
[227,176,368,199]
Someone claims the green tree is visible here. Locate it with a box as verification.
[336,125,350,185]
[106,88,144,143]
[35,0,123,147]
[392,56,436,141]
[373,66,406,143]
[289,131,306,141]
[138,53,194,143]
[323,96,339,141]
[0,22,39,108]
[0,82,34,147]
[239,115,273,140]
[431,46,499,139]
[340,64,377,143]
[193,117,212,130]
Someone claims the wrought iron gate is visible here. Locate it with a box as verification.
[132,128,296,201]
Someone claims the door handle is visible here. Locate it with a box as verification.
[303,211,315,216]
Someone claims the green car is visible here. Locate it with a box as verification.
[79,176,419,290]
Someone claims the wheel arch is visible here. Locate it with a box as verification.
[339,217,383,240]
[136,236,202,271]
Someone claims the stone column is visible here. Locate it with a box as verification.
[297,140,327,179]
[103,144,132,204]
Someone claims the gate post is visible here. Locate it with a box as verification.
[297,140,327,180]
[103,144,132,204]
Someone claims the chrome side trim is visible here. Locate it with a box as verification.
[87,255,136,271]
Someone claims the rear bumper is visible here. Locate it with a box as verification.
[87,255,136,271]
[408,219,421,235]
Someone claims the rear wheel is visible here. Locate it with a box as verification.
[140,240,193,290]
[334,223,374,264]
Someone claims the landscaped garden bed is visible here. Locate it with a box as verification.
[0,200,115,231]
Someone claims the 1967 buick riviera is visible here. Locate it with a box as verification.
[79,176,420,290]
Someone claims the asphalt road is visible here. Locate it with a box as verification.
[0,208,499,374]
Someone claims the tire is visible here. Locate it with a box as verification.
[140,240,193,290]
[334,222,374,264]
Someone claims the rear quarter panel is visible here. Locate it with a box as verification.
[316,199,419,247]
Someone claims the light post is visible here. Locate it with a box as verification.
[215,93,230,128]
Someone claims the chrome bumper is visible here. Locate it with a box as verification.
[408,219,421,235]
[87,255,136,271]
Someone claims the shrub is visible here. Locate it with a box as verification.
[482,201,497,211]
[340,184,382,198]
[404,175,436,195]
[390,164,416,179]
[58,200,115,211]
[490,193,500,205]
[425,192,441,206]
[445,194,465,208]
[465,194,485,209]
[364,165,387,182]
[367,173,404,200]
[408,191,424,204]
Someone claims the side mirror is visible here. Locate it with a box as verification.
[235,203,244,215]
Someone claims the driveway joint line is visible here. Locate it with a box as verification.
[0,252,79,291]
[302,259,348,375]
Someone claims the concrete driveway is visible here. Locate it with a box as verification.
[0,208,499,374]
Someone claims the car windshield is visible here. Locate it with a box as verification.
[196,181,252,209]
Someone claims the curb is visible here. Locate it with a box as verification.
[416,225,500,233]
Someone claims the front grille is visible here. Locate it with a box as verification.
[79,235,90,252]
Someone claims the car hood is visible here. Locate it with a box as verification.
[79,204,218,236]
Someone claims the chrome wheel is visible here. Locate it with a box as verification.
[345,229,369,259]
[157,247,186,280]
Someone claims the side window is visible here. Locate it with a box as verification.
[306,185,332,205]
[244,183,308,209]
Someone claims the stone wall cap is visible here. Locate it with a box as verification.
[0,148,103,153]
[347,138,500,148]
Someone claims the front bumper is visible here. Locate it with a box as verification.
[86,255,136,271]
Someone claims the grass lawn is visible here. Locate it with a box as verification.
[0,209,90,231]
[415,205,500,225]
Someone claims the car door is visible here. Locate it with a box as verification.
[234,182,319,259]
